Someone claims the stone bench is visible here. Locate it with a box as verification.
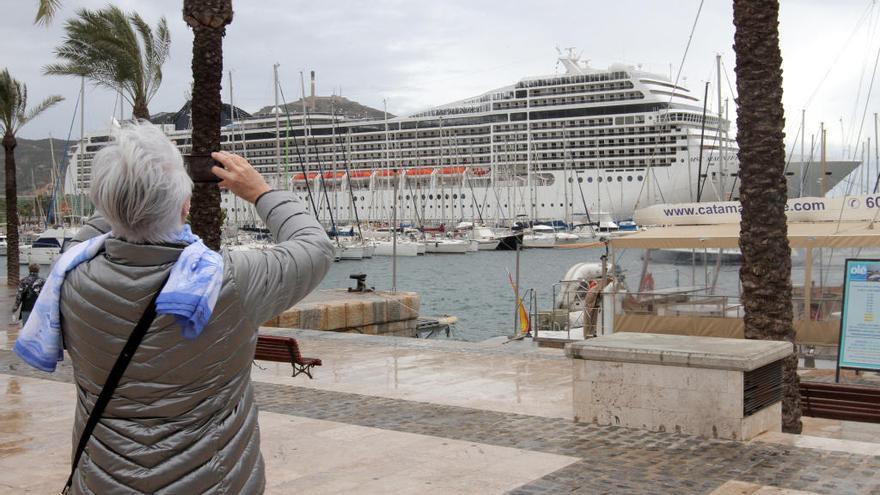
[566,333,793,440]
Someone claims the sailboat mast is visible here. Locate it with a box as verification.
[301,71,310,196]
[800,109,805,198]
[229,69,239,229]
[696,81,709,202]
[563,120,570,226]
[331,100,339,225]
[79,76,85,222]
[820,122,827,197]
[874,113,880,193]
[273,63,281,189]
[716,54,725,198]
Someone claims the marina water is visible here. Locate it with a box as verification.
[319,247,748,342]
[3,246,852,342]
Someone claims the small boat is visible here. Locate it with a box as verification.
[454,223,503,251]
[494,231,523,250]
[523,225,579,248]
[20,227,76,265]
[373,239,420,257]
[338,243,365,260]
[422,238,469,254]
[362,242,375,258]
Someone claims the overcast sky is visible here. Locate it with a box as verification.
[2,0,878,160]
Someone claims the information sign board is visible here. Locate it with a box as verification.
[838,259,880,372]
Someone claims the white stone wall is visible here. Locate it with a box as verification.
[572,359,781,440]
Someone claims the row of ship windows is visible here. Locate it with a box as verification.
[229,126,677,151]
[534,158,676,169]
[493,91,645,110]
[222,117,664,148]
[212,121,670,151]
[515,71,629,89]
[234,133,681,159]
[530,81,634,97]
[529,92,645,108]
[228,203,578,214]
[285,173,648,196]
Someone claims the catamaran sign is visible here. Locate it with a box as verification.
[634,195,880,225]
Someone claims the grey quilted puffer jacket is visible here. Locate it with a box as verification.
[61,191,333,494]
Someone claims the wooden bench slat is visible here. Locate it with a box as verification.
[254,335,321,379]
[799,381,880,423]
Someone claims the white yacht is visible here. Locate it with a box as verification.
[422,238,469,254]
[523,225,579,248]
[454,222,503,250]
[372,239,420,257]
[20,227,75,265]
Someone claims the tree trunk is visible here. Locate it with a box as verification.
[4,132,19,287]
[183,0,233,251]
[132,98,150,121]
[733,0,802,433]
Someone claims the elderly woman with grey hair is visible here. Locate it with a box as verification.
[14,121,333,494]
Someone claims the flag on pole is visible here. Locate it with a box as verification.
[507,270,530,335]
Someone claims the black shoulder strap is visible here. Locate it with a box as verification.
[61,274,170,495]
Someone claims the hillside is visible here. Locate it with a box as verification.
[0,137,72,195]
[255,95,392,120]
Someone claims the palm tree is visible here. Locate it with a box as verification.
[44,5,170,120]
[0,69,63,286]
[732,0,802,433]
[34,0,61,26]
[183,0,233,250]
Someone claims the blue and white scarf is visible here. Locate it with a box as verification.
[13,225,224,372]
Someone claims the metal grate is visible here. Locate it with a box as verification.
[743,360,784,417]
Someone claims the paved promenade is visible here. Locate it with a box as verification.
[1,324,880,493]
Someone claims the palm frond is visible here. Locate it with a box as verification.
[0,68,63,136]
[0,69,19,133]
[34,0,62,27]
[16,95,64,132]
[45,5,169,116]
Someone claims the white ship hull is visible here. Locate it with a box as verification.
[285,155,743,225]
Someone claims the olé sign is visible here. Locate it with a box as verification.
[838,259,880,375]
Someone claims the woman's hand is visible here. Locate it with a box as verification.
[211,151,272,204]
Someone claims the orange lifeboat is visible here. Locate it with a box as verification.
[349,170,372,180]
[375,169,399,177]
[292,172,319,182]
[322,171,345,181]
[406,167,435,177]
[440,166,467,175]
[470,167,489,177]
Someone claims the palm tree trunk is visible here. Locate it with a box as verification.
[183,0,233,251]
[132,98,150,121]
[733,0,802,433]
[3,132,19,287]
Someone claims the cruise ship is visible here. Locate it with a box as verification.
[65,50,856,227]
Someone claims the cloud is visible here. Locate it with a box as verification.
[0,0,874,170]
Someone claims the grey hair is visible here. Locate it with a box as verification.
[89,121,193,243]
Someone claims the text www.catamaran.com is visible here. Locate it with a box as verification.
[661,200,827,217]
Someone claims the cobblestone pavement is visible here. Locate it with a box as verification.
[1,349,879,494]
